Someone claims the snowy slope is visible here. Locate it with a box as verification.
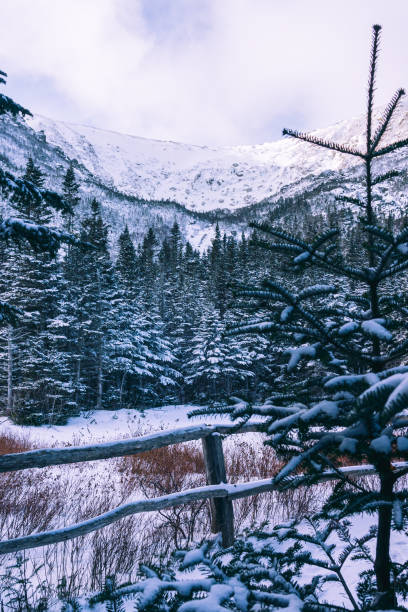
[0,112,227,252]
[1,101,408,254]
[27,100,408,213]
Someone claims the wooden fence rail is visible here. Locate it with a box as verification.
[2,460,406,555]
[0,422,264,473]
[0,422,406,553]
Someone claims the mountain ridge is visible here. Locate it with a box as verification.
[1,102,408,252]
[26,100,408,214]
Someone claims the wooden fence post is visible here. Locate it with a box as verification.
[202,433,234,547]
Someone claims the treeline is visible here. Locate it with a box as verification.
[0,159,278,424]
[1,158,405,425]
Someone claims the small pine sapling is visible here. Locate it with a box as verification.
[88,575,126,611]
[0,553,48,611]
[87,536,310,611]
[57,576,81,612]
[202,25,408,609]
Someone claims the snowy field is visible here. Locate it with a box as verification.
[0,404,235,445]
[0,405,279,608]
[0,406,407,610]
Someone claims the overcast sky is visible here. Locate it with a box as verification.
[1,0,408,145]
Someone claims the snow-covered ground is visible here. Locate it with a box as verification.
[1,406,407,610]
[0,406,270,609]
[0,404,236,446]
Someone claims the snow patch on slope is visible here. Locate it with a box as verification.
[28,101,408,213]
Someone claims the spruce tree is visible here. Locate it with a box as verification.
[185,303,253,401]
[73,199,115,410]
[138,227,158,306]
[209,222,228,316]
[198,25,408,608]
[0,70,31,117]
[108,226,178,407]
[1,159,75,423]
[0,71,76,321]
[16,157,49,222]
[157,222,185,373]
[62,163,80,233]
[23,157,45,189]
[116,225,137,285]
[0,72,81,423]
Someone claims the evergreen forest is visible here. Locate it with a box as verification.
[3,21,408,612]
[3,156,405,426]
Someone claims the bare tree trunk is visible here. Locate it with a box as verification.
[7,325,13,414]
[119,372,126,409]
[96,340,103,411]
[226,375,231,396]
[75,355,81,408]
[373,471,396,609]
[95,269,103,411]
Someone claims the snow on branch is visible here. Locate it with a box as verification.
[361,318,392,342]
[0,168,72,215]
[0,301,20,325]
[249,221,308,249]
[284,344,319,373]
[335,194,365,207]
[0,217,78,255]
[366,25,381,150]
[372,137,408,158]
[0,92,31,117]
[0,70,31,116]
[371,169,401,185]
[370,89,405,152]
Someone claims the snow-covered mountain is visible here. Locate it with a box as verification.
[27,101,408,213]
[1,101,408,250]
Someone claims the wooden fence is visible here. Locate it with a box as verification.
[0,421,406,554]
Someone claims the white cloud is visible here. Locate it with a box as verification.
[1,0,408,144]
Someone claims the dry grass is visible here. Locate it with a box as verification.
[0,430,33,455]
[0,428,329,606]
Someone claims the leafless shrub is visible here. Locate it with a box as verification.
[119,443,210,552]
[0,429,333,604]
[0,429,33,455]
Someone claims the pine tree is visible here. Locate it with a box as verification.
[116,225,137,286]
[0,74,80,423]
[0,70,76,324]
[0,166,75,423]
[185,303,253,401]
[108,227,167,408]
[157,222,184,370]
[138,227,158,306]
[62,163,80,233]
[23,157,45,189]
[176,242,205,402]
[0,70,31,117]
[169,220,183,274]
[73,199,115,410]
[15,157,49,222]
[113,225,182,406]
[199,25,408,608]
[209,222,228,316]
